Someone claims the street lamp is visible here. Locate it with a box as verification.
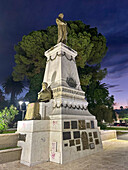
[19,101,23,110]
[18,101,29,120]
[25,101,29,107]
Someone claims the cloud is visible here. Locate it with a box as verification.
[101,24,128,79]
[106,84,119,88]
[113,90,123,93]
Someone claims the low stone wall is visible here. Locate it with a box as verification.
[0,148,22,164]
[0,133,19,149]
[100,130,117,141]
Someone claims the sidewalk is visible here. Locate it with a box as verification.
[0,139,128,170]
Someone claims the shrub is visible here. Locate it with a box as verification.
[0,105,19,133]
[98,122,107,130]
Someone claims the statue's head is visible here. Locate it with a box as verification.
[42,82,48,90]
[58,13,64,19]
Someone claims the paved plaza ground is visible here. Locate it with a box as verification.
[0,139,128,170]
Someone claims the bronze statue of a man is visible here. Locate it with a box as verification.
[56,13,67,44]
[38,82,52,102]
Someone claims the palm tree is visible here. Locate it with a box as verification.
[2,76,24,105]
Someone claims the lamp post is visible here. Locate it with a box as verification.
[18,101,29,120]
[19,101,23,110]
[25,101,29,107]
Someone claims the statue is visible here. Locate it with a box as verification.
[56,13,67,44]
[38,82,52,102]
[24,82,52,120]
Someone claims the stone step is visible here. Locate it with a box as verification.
[0,147,22,164]
[0,133,19,149]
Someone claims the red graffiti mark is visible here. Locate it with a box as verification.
[30,103,34,108]
[53,121,57,126]
[22,123,26,128]
[51,153,55,159]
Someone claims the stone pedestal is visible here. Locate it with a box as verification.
[49,119,102,164]
[44,42,102,164]
[17,42,102,166]
[17,120,50,166]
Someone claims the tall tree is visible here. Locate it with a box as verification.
[12,21,107,102]
[2,76,24,105]
[85,81,114,122]
[0,89,7,110]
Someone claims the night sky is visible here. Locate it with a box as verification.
[0,0,128,108]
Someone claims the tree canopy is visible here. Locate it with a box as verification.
[2,76,24,105]
[12,20,114,122]
[12,20,108,102]
[13,20,107,82]
[85,81,114,122]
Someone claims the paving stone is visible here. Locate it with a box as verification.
[0,139,128,170]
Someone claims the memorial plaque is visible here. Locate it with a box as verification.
[81,131,89,150]
[91,121,94,129]
[64,122,70,129]
[76,139,80,145]
[95,139,99,145]
[64,143,68,147]
[89,138,93,142]
[73,131,80,139]
[89,132,92,137]
[77,146,81,151]
[69,140,75,146]
[78,120,86,130]
[18,134,26,142]
[86,122,90,128]
[93,132,98,138]
[90,143,95,149]
[71,121,77,129]
[63,132,71,140]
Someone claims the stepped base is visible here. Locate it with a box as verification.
[0,147,22,164]
[17,118,102,165]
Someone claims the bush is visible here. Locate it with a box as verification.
[0,118,8,133]
[0,105,19,133]
[98,122,107,130]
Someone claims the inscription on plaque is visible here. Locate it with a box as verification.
[81,131,89,150]
[77,146,81,151]
[64,122,70,129]
[93,132,98,138]
[95,139,99,145]
[71,121,77,129]
[90,143,95,149]
[78,120,86,130]
[69,140,75,146]
[86,122,90,128]
[73,131,80,139]
[91,121,94,129]
[76,139,80,145]
[63,132,71,140]
[18,134,26,142]
[89,132,92,137]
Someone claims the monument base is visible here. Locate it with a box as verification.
[17,118,102,166]
[17,120,50,166]
[49,118,102,164]
[17,42,103,166]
